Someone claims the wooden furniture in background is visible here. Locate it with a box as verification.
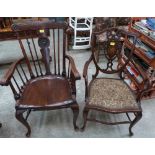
[0,21,81,137]
[0,18,49,41]
[122,17,155,99]
[81,27,142,136]
[94,17,131,31]
[0,18,50,66]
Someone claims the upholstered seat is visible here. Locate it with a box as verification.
[18,76,73,108]
[82,27,142,136]
[88,78,139,112]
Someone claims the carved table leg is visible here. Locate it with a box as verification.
[129,112,142,136]
[15,109,31,137]
[71,104,79,131]
[80,108,89,132]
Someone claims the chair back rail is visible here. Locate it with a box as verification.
[11,21,68,78]
[91,27,137,78]
[8,21,74,99]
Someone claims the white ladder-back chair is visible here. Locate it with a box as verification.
[69,17,94,50]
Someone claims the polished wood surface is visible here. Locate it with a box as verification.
[18,76,73,107]
[0,18,49,41]
[0,20,81,137]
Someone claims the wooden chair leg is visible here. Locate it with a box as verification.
[129,112,142,136]
[71,104,79,131]
[15,109,31,137]
[80,108,89,132]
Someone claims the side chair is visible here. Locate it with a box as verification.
[81,27,143,136]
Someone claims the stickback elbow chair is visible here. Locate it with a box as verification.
[81,27,142,136]
[0,21,81,137]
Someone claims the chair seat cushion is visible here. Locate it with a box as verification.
[88,78,140,112]
[17,75,74,108]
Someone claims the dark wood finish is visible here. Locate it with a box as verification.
[0,18,50,67]
[125,39,152,64]
[94,17,130,62]
[0,18,50,41]
[0,20,81,137]
[94,17,131,31]
[0,30,46,41]
[129,26,155,50]
[81,27,142,136]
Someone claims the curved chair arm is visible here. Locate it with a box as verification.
[0,57,25,86]
[83,55,93,78]
[135,74,154,102]
[132,59,152,92]
[120,58,149,92]
[65,55,81,80]
[83,55,93,99]
[137,86,155,103]
[131,60,148,81]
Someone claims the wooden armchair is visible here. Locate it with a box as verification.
[0,21,81,137]
[81,27,142,136]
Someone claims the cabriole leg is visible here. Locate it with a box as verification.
[129,112,142,136]
[71,104,79,131]
[80,108,89,132]
[15,109,31,137]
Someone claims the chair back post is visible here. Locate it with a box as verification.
[38,31,51,75]
[62,27,67,76]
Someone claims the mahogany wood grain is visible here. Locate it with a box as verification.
[0,20,80,137]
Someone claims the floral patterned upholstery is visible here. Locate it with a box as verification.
[88,78,140,111]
